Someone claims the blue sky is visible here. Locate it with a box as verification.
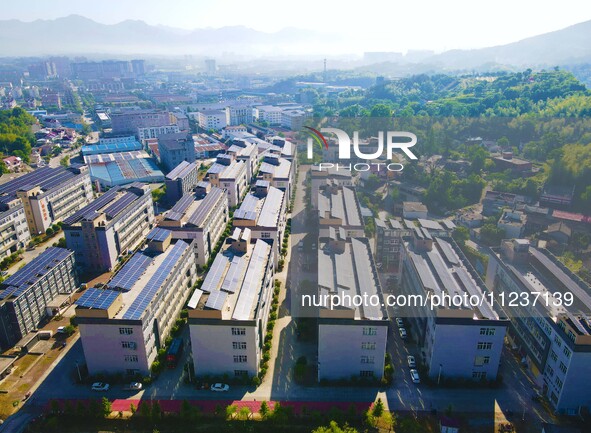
[5,0,591,52]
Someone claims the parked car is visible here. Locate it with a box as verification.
[395,318,404,328]
[56,326,66,334]
[210,383,229,392]
[125,382,143,391]
[409,369,420,384]
[91,382,110,391]
[407,355,416,368]
[399,328,407,339]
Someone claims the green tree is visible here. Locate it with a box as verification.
[238,406,251,420]
[371,398,384,418]
[151,400,161,421]
[259,400,270,419]
[480,224,505,246]
[312,421,359,433]
[452,227,470,246]
[225,404,237,420]
[101,397,112,418]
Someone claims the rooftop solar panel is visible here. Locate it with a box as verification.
[200,253,230,293]
[435,238,460,265]
[234,194,260,220]
[167,195,194,220]
[103,192,138,219]
[232,240,270,320]
[221,256,248,294]
[62,187,121,225]
[187,188,224,227]
[258,187,284,228]
[76,288,120,310]
[205,290,228,311]
[147,227,171,242]
[187,289,204,309]
[108,253,153,291]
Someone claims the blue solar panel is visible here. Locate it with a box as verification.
[167,195,194,221]
[205,290,228,310]
[201,253,230,293]
[147,227,171,242]
[234,194,260,220]
[63,187,121,225]
[108,253,153,291]
[122,240,189,320]
[76,288,120,310]
[103,192,138,219]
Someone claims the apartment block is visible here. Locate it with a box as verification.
[374,217,411,278]
[0,248,77,349]
[225,106,253,126]
[157,132,197,173]
[310,166,354,209]
[318,184,364,239]
[400,235,508,381]
[76,232,197,375]
[63,183,155,272]
[227,141,258,181]
[196,110,227,131]
[188,237,275,378]
[233,185,286,266]
[138,124,181,141]
[0,165,93,235]
[158,187,229,266]
[0,197,31,259]
[317,236,389,380]
[164,161,199,204]
[207,158,248,207]
[486,240,591,414]
[258,154,293,199]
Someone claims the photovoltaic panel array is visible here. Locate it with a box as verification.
[200,253,230,293]
[76,287,120,310]
[234,194,259,221]
[205,290,228,310]
[147,227,171,242]
[435,238,460,265]
[122,240,189,320]
[0,167,74,199]
[187,188,224,227]
[107,253,153,291]
[62,187,121,225]
[167,194,194,221]
[258,187,283,227]
[0,247,71,300]
[103,192,137,219]
[221,256,248,294]
[232,240,270,320]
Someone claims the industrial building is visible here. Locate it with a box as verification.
[76,231,197,375]
[188,236,275,378]
[63,183,155,272]
[84,151,165,188]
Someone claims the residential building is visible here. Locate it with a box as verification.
[2,156,22,172]
[0,197,31,259]
[317,236,389,380]
[400,235,508,381]
[281,109,308,130]
[310,166,354,208]
[206,159,248,207]
[158,187,229,267]
[40,90,61,109]
[254,105,283,125]
[76,232,197,375]
[196,110,227,131]
[374,217,411,278]
[492,152,532,174]
[158,132,197,173]
[497,209,526,238]
[402,201,428,220]
[0,165,93,235]
[63,183,155,272]
[226,106,253,126]
[540,185,575,209]
[137,125,181,141]
[164,161,199,204]
[318,185,364,239]
[486,240,591,414]
[0,248,77,350]
[227,141,259,181]
[110,109,172,136]
[482,191,526,217]
[258,154,293,199]
[233,185,286,265]
[188,237,275,378]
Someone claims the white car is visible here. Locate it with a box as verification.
[395,318,404,328]
[407,355,416,368]
[91,382,110,391]
[399,328,407,339]
[410,369,420,384]
[125,382,142,390]
[210,383,229,392]
[56,326,66,334]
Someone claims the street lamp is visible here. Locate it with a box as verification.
[437,364,443,386]
[75,361,82,383]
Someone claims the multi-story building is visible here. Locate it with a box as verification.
[374,217,411,278]
[110,109,172,136]
[0,197,31,259]
[233,185,286,266]
[310,166,354,209]
[258,154,293,199]
[137,125,181,142]
[254,105,284,125]
[486,240,591,414]
[207,158,248,207]
[81,136,143,156]
[188,236,275,378]
[400,235,508,381]
[164,161,199,204]
[158,132,197,173]
[158,187,229,267]
[0,248,77,350]
[281,109,308,131]
[0,165,93,235]
[227,142,258,181]
[196,110,227,131]
[318,184,365,239]
[497,209,526,238]
[482,191,526,217]
[76,232,197,376]
[317,235,389,380]
[63,183,155,272]
[226,106,253,126]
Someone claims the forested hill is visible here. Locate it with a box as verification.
[0,107,37,164]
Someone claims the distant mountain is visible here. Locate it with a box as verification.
[0,15,339,57]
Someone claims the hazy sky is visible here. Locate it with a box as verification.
[5,0,591,52]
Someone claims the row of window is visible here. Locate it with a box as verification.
[479,327,496,336]
[476,342,493,350]
[231,327,246,335]
[232,342,247,350]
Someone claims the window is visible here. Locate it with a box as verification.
[231,327,246,335]
[554,336,562,347]
[555,377,564,390]
[234,370,248,377]
[483,356,490,365]
[563,347,571,358]
[479,328,496,336]
[119,327,133,335]
[559,362,567,375]
[261,232,271,239]
[477,342,493,350]
[360,370,374,377]
[124,355,138,362]
[361,342,376,350]
[233,355,248,363]
[361,356,375,364]
[233,342,247,350]
[126,369,139,376]
[121,341,136,350]
[550,350,558,362]
[363,327,377,336]
[546,366,554,377]
[472,371,487,380]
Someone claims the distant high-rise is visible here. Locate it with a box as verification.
[205,59,216,75]
[131,59,146,77]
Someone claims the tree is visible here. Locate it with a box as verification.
[371,398,384,418]
[180,400,192,421]
[480,224,505,246]
[312,421,359,433]
[452,227,470,246]
[225,404,237,420]
[60,155,70,167]
[101,397,112,418]
[259,400,270,419]
[238,406,251,420]
[151,400,162,421]
[139,401,151,418]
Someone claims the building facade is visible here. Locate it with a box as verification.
[164,161,199,204]
[158,132,197,173]
[0,198,31,259]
